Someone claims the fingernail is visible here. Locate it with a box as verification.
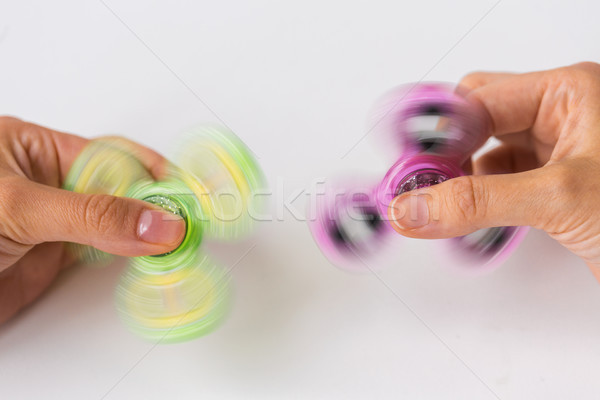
[389,194,430,229]
[137,210,186,245]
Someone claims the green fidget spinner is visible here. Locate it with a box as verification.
[63,126,265,343]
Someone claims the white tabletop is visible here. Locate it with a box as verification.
[1,1,599,399]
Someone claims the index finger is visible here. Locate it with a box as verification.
[5,118,168,186]
[0,117,90,185]
[464,69,550,138]
[47,127,168,182]
[459,71,515,91]
[95,135,168,179]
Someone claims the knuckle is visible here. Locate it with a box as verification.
[549,67,578,90]
[445,176,486,222]
[81,194,125,235]
[572,61,600,74]
[548,164,580,206]
[530,164,580,231]
[0,177,33,242]
[570,67,598,86]
[551,64,599,91]
[0,178,21,218]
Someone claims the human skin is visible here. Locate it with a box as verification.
[388,62,600,283]
[0,117,185,324]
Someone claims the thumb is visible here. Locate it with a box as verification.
[1,178,186,257]
[387,166,565,238]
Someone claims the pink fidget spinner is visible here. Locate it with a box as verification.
[309,83,528,272]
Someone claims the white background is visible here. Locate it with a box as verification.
[1,1,600,399]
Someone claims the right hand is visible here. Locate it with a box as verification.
[387,62,600,282]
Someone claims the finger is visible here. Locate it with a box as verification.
[0,117,89,186]
[462,67,582,140]
[1,118,169,185]
[48,130,90,182]
[467,72,547,137]
[31,120,167,181]
[0,177,186,257]
[98,136,168,179]
[52,133,169,182]
[478,130,554,167]
[473,144,540,175]
[387,164,567,239]
[458,71,515,91]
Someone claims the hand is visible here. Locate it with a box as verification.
[0,117,185,323]
[387,62,600,282]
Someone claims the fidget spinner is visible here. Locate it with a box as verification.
[309,83,528,272]
[64,125,265,343]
